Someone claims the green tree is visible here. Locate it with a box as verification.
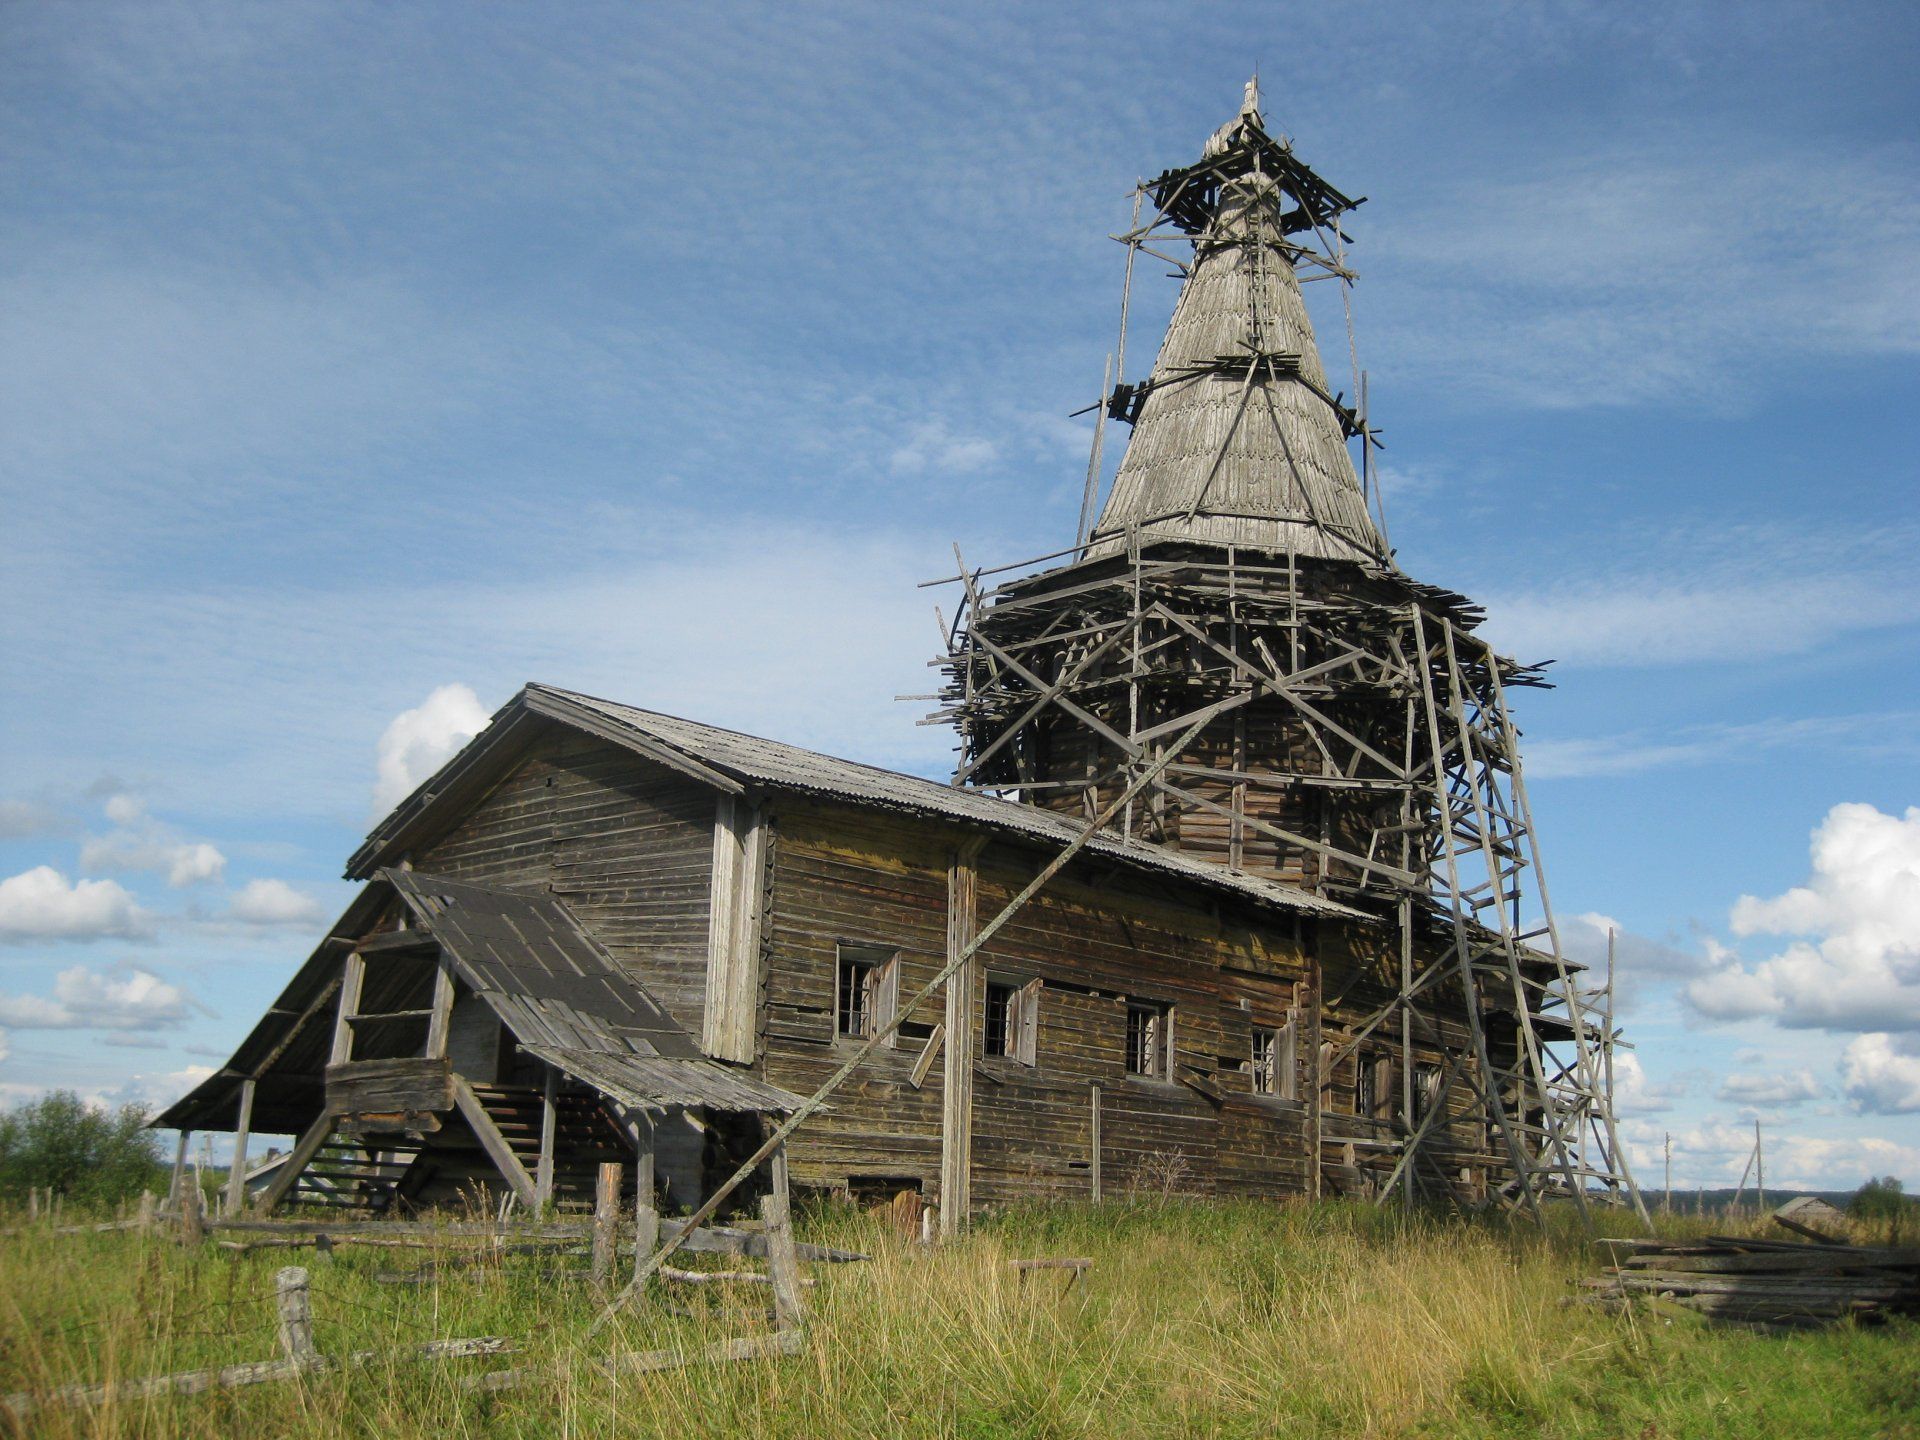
[0,1090,166,1207]
[1849,1175,1911,1220]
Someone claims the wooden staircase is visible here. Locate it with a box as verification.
[464,1084,634,1209]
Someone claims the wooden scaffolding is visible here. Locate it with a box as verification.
[922,80,1646,1221]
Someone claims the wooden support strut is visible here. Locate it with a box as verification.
[587,701,1236,1338]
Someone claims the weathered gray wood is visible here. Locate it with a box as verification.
[761,1189,806,1330]
[225,1080,256,1217]
[168,1131,191,1211]
[940,840,982,1236]
[275,1267,320,1364]
[425,961,456,1059]
[450,1076,540,1208]
[908,1022,946,1089]
[1089,1081,1102,1203]
[326,1056,453,1120]
[535,1069,558,1210]
[177,1181,205,1247]
[590,1162,621,1291]
[703,795,765,1062]
[330,953,366,1066]
[257,1112,337,1214]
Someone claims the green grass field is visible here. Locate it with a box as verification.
[2,1199,1914,1438]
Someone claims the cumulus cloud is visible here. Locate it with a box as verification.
[1559,911,1709,1010]
[1843,1034,1920,1116]
[1610,1050,1685,1116]
[78,791,227,888]
[373,683,491,814]
[1716,1068,1823,1108]
[1685,804,1920,1030]
[81,834,226,887]
[0,866,148,943]
[227,878,324,927]
[0,965,192,1031]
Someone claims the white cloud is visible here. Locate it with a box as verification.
[1560,911,1709,1010]
[888,418,998,477]
[103,792,145,826]
[78,790,228,888]
[1717,1068,1823,1108]
[1685,804,1920,1031]
[1610,1050,1685,1117]
[227,878,324,927]
[373,683,492,815]
[1843,1034,1920,1116]
[81,834,227,888]
[0,866,148,943]
[0,965,192,1031]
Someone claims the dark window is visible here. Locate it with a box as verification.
[1126,1001,1171,1079]
[836,945,897,1040]
[1414,1064,1442,1124]
[1356,1053,1377,1117]
[984,982,1015,1057]
[1250,1028,1277,1094]
[984,979,1040,1065]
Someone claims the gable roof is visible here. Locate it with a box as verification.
[351,682,1364,923]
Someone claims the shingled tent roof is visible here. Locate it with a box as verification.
[155,869,802,1134]
[1086,87,1387,567]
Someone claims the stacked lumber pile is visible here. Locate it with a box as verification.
[1586,1235,1920,1329]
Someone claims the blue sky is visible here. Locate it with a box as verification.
[2,1,1916,1191]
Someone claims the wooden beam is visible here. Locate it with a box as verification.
[257,1113,336,1215]
[1089,1082,1102,1203]
[450,1076,539,1209]
[940,839,984,1237]
[702,795,765,1063]
[329,954,365,1067]
[424,962,455,1059]
[534,1069,557,1210]
[225,1080,256,1217]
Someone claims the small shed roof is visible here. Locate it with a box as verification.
[155,870,802,1132]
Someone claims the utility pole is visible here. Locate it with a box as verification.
[1755,1120,1765,1214]
[1663,1132,1672,1217]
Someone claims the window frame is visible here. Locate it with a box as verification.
[984,976,1041,1066]
[834,943,900,1044]
[1124,999,1174,1081]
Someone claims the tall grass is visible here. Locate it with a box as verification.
[1,1199,1913,1438]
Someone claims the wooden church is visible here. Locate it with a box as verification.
[160,86,1637,1225]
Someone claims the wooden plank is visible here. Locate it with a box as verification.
[330,954,366,1066]
[908,1023,945,1089]
[591,1162,621,1291]
[424,962,456,1059]
[535,1069,558,1209]
[225,1080,256,1217]
[940,840,982,1235]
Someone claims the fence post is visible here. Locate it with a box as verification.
[275,1267,321,1369]
[591,1162,622,1292]
[633,1142,659,1278]
[137,1191,156,1234]
[762,1141,806,1331]
[177,1181,205,1247]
